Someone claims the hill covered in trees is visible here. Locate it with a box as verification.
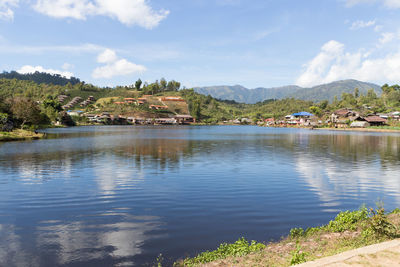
[194,79,382,103]
[1,71,400,132]
[0,71,81,86]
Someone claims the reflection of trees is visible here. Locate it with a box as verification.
[1,130,400,184]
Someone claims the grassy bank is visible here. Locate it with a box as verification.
[314,127,400,133]
[174,206,400,267]
[0,129,44,141]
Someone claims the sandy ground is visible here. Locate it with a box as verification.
[297,239,400,267]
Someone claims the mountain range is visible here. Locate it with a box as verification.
[194,79,382,104]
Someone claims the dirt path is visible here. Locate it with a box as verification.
[297,239,400,266]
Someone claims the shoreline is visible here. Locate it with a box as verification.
[0,129,45,142]
[176,207,400,267]
[314,127,400,133]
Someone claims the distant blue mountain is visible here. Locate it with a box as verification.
[194,79,382,103]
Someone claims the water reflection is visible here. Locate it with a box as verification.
[0,126,400,266]
[36,214,162,266]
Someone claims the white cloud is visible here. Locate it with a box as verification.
[374,25,383,32]
[379,32,395,44]
[345,0,400,8]
[296,40,400,87]
[62,62,74,70]
[92,49,146,79]
[350,20,376,30]
[17,65,74,78]
[0,0,18,21]
[0,43,104,54]
[97,48,117,64]
[32,0,169,29]
[382,0,400,8]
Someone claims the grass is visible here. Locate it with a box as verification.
[0,129,44,141]
[368,126,400,130]
[173,206,400,267]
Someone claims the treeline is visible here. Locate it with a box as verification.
[115,78,181,95]
[0,71,81,86]
[1,71,400,130]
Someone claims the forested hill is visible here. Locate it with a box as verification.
[0,71,81,86]
[194,79,382,103]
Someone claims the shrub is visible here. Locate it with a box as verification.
[290,227,304,238]
[326,207,368,232]
[181,237,265,266]
[290,244,307,265]
[368,207,397,238]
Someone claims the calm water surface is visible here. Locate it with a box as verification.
[1,126,400,266]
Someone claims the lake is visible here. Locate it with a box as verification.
[1,125,400,266]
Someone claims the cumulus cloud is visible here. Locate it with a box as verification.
[17,65,74,78]
[97,48,117,64]
[0,0,18,21]
[92,49,146,79]
[32,0,169,29]
[296,40,400,87]
[349,20,376,30]
[345,0,400,8]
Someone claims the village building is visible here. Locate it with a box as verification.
[67,110,83,117]
[364,115,387,126]
[174,115,195,124]
[350,121,370,128]
[330,108,359,128]
[160,96,185,102]
[149,105,169,110]
[58,95,68,103]
[288,112,314,126]
[264,118,275,126]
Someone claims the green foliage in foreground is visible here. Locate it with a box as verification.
[326,206,369,232]
[290,243,307,265]
[176,206,400,266]
[289,207,369,239]
[289,206,400,241]
[178,237,265,266]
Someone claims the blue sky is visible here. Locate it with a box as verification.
[1,0,400,88]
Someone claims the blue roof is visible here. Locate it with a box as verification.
[292,111,314,117]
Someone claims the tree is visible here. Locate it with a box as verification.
[309,106,322,117]
[135,79,142,91]
[160,78,167,91]
[190,100,201,120]
[10,97,43,129]
[354,88,359,98]
[319,100,328,110]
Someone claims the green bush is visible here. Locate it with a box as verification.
[326,207,368,232]
[181,237,265,266]
[290,244,307,265]
[368,207,397,238]
[390,208,400,214]
[290,227,304,238]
